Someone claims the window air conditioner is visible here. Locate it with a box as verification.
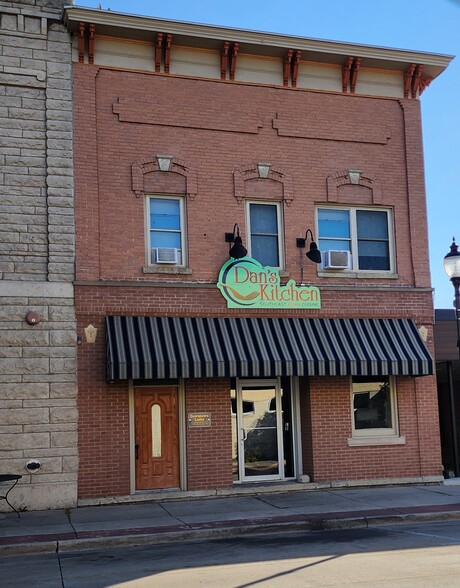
[321,250,352,270]
[153,247,180,264]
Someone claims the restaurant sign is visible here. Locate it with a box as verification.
[217,257,321,309]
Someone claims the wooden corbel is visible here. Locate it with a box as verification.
[350,57,361,94]
[221,41,230,79]
[283,49,293,87]
[164,34,172,74]
[403,64,416,98]
[88,24,95,65]
[78,22,86,63]
[155,32,163,72]
[342,56,353,92]
[418,77,432,96]
[230,42,239,81]
[291,50,301,88]
[411,64,423,99]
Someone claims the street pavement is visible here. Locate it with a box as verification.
[2,482,460,556]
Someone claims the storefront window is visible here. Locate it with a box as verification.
[351,376,397,437]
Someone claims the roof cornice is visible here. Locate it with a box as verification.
[63,6,453,74]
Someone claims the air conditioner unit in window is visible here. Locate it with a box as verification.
[153,247,180,264]
[321,250,352,270]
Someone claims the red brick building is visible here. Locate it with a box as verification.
[64,6,452,501]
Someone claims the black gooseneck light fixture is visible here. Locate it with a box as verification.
[225,223,247,259]
[296,229,322,264]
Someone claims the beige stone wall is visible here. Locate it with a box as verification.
[0,0,77,511]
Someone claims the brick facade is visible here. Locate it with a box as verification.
[69,9,446,501]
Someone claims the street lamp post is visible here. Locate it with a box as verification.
[443,237,460,477]
[443,238,460,358]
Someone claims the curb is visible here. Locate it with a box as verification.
[2,510,460,556]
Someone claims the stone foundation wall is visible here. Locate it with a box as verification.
[0,0,77,511]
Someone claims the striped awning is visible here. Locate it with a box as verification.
[105,316,433,381]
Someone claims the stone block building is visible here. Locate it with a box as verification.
[0,0,77,510]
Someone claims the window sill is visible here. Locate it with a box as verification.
[142,266,193,275]
[318,270,399,279]
[348,435,405,447]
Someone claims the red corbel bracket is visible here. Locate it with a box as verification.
[403,64,416,98]
[155,32,163,72]
[88,24,95,65]
[283,49,293,87]
[291,50,301,88]
[342,56,353,93]
[230,42,239,81]
[78,22,85,63]
[164,34,172,74]
[221,41,230,79]
[411,64,423,98]
[350,57,361,94]
[418,77,433,96]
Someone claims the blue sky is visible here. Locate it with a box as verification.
[76,0,460,309]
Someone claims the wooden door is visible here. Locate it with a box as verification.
[134,387,180,490]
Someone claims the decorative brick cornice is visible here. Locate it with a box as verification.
[326,169,381,203]
[131,156,197,199]
[233,162,293,205]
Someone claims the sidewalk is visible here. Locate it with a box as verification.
[2,482,460,556]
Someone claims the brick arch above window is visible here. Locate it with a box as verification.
[326,169,382,204]
[233,162,293,206]
[131,155,197,199]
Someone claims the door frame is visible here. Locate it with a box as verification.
[129,380,186,493]
[235,377,299,482]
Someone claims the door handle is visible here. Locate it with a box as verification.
[241,429,247,441]
[135,444,139,459]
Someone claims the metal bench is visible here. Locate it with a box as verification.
[0,474,22,518]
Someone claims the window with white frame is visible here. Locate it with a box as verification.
[317,207,393,272]
[147,196,185,266]
[247,201,283,268]
[351,376,398,438]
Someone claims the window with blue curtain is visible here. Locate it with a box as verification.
[149,197,182,263]
[318,207,391,272]
[356,210,389,270]
[318,208,351,252]
[249,203,280,267]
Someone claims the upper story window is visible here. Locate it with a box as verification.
[247,202,283,268]
[317,207,393,273]
[147,196,186,266]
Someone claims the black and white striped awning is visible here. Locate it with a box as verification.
[105,316,433,381]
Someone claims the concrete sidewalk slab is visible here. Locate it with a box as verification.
[260,490,370,513]
[0,509,71,539]
[331,486,460,508]
[2,483,460,555]
[70,502,171,523]
[162,496,280,524]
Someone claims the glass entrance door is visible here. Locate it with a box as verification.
[232,379,293,482]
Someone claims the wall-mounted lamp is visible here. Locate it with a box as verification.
[225,223,248,259]
[296,229,322,264]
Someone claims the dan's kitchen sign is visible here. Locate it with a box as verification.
[217,257,321,309]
